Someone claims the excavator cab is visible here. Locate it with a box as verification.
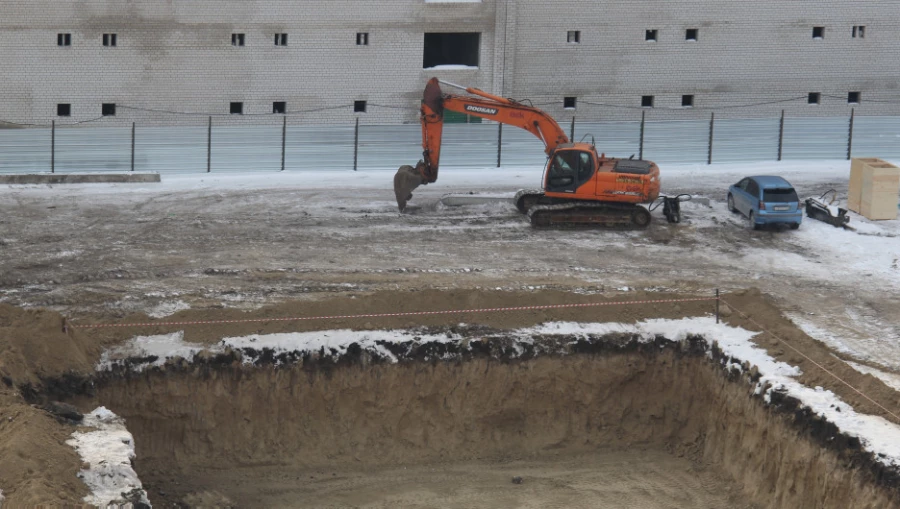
[545,148,595,193]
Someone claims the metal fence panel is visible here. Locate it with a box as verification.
[575,121,641,160]
[643,120,709,164]
[782,117,849,160]
[852,116,900,160]
[439,123,499,167]
[500,125,550,167]
[135,126,208,173]
[285,124,356,171]
[55,126,131,173]
[212,125,282,172]
[357,124,421,171]
[0,128,51,174]
[5,116,900,175]
[712,118,780,163]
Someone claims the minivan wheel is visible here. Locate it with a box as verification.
[748,212,760,230]
[727,194,736,213]
[790,222,800,230]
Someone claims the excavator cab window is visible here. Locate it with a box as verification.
[546,150,593,193]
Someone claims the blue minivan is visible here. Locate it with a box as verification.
[727,176,802,230]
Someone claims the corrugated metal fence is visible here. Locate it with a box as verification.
[1,113,898,174]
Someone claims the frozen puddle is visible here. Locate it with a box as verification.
[66,407,150,507]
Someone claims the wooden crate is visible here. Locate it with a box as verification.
[849,157,882,213]
[858,160,899,220]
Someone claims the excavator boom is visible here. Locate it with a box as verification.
[393,78,570,210]
[418,78,570,183]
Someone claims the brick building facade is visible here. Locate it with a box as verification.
[1,0,898,125]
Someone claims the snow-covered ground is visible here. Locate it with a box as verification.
[2,159,899,375]
[96,317,900,472]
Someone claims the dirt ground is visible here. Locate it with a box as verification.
[175,451,751,509]
[1,165,899,505]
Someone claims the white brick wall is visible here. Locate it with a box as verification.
[0,0,897,125]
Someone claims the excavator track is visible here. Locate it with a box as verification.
[520,192,651,229]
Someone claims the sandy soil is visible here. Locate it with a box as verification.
[176,451,752,509]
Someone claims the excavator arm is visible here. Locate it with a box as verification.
[419,78,570,183]
[393,78,570,211]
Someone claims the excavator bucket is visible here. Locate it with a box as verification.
[393,163,425,212]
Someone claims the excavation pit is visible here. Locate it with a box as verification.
[81,325,899,508]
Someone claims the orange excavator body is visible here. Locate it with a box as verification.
[397,78,661,227]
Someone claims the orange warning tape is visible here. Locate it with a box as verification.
[67,296,717,330]
[723,299,900,425]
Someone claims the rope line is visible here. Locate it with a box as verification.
[67,297,717,329]
[722,299,900,425]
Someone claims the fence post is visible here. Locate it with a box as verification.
[707,112,715,165]
[353,117,360,172]
[131,122,135,172]
[570,116,575,142]
[281,116,287,171]
[847,108,855,160]
[207,116,212,173]
[497,123,503,167]
[716,288,720,324]
[777,109,784,161]
[639,110,645,160]
[50,120,55,173]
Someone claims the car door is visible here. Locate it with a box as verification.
[745,179,761,215]
[733,178,751,214]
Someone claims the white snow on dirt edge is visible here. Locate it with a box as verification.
[66,407,151,507]
[96,317,900,472]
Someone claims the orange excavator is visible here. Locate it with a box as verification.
[393,78,662,228]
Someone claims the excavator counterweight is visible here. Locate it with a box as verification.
[394,78,660,227]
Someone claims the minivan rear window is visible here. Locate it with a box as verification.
[763,188,798,203]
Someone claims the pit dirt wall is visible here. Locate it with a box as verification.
[95,347,899,509]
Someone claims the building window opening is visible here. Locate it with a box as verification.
[354,101,367,113]
[57,33,71,46]
[852,26,865,38]
[848,91,861,104]
[685,28,698,41]
[57,104,71,117]
[356,32,369,46]
[808,92,821,105]
[102,103,116,116]
[682,95,694,107]
[567,31,580,44]
[230,102,244,114]
[103,34,117,47]
[232,33,245,46]
[646,29,658,41]
[642,95,654,108]
[812,26,824,39]
[564,97,577,109]
[423,32,480,68]
[273,101,286,114]
[275,33,288,46]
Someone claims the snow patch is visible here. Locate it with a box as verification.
[146,299,190,318]
[66,407,150,507]
[98,331,204,371]
[422,64,479,70]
